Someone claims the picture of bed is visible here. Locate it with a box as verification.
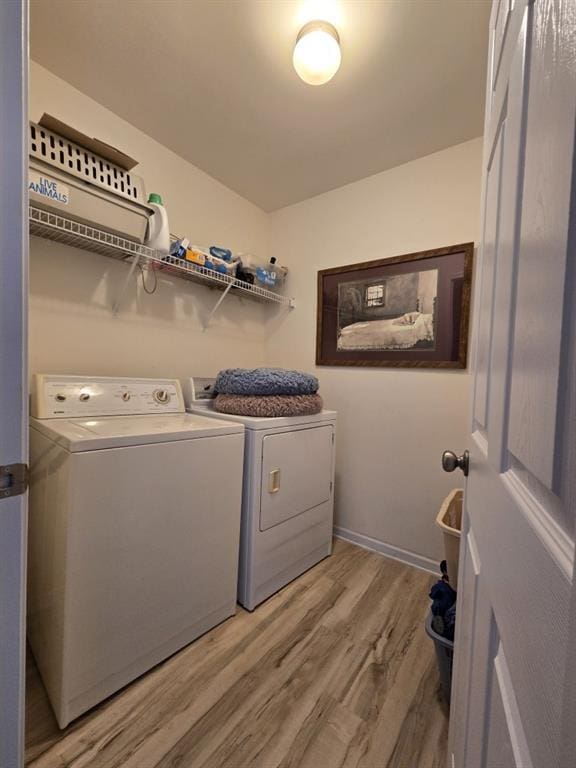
[337,269,438,351]
[316,243,473,368]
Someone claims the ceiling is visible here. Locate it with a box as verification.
[30,0,491,212]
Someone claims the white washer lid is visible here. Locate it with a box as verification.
[187,404,337,431]
[30,412,244,452]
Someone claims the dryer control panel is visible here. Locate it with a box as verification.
[31,375,185,418]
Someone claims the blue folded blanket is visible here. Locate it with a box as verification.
[215,368,319,396]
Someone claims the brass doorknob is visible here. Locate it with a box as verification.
[442,450,470,477]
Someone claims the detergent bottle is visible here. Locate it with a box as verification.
[145,193,170,256]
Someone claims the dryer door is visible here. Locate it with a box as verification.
[260,425,334,532]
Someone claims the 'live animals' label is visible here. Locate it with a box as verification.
[29,171,69,205]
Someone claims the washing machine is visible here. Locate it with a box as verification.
[28,374,245,728]
[182,377,337,611]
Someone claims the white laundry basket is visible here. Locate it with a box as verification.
[436,488,463,590]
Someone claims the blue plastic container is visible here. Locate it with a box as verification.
[425,612,454,704]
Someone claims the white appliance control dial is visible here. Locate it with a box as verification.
[31,375,185,418]
[153,389,170,404]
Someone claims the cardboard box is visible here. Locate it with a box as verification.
[39,113,139,171]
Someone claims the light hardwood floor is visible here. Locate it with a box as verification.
[26,539,448,768]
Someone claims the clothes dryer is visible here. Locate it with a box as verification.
[183,378,336,610]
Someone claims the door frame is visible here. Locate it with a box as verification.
[0,0,29,766]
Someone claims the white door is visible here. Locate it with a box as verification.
[447,1,576,766]
[0,1,29,766]
[260,426,333,531]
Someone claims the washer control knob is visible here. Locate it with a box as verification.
[121,392,131,402]
[55,394,66,402]
[79,392,90,402]
[154,389,170,404]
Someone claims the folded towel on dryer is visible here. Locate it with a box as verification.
[214,393,323,418]
[215,368,318,396]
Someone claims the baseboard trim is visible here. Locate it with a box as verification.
[334,526,439,576]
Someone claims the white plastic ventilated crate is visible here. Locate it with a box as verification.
[29,122,146,202]
[29,122,151,242]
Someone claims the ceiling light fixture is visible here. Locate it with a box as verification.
[293,20,341,86]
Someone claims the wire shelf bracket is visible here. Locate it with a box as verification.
[112,253,141,316]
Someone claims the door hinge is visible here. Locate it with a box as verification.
[0,463,29,499]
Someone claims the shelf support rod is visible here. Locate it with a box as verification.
[112,254,141,316]
[202,280,235,331]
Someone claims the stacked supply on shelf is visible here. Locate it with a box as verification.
[213,368,322,417]
[168,240,239,276]
[237,255,288,291]
[167,240,288,291]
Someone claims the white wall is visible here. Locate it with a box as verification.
[29,62,272,380]
[267,138,483,563]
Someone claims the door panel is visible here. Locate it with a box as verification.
[460,582,494,768]
[449,1,576,766]
[484,646,533,768]
[260,426,333,532]
[472,118,503,438]
[448,530,480,766]
[485,9,530,473]
[491,0,512,93]
[507,2,576,494]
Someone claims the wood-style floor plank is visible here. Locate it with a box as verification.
[25,539,448,768]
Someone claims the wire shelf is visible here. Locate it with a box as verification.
[29,206,294,307]
[153,255,291,305]
[29,205,153,262]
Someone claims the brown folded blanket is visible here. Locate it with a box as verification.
[214,393,323,418]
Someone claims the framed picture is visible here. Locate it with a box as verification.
[316,242,474,368]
